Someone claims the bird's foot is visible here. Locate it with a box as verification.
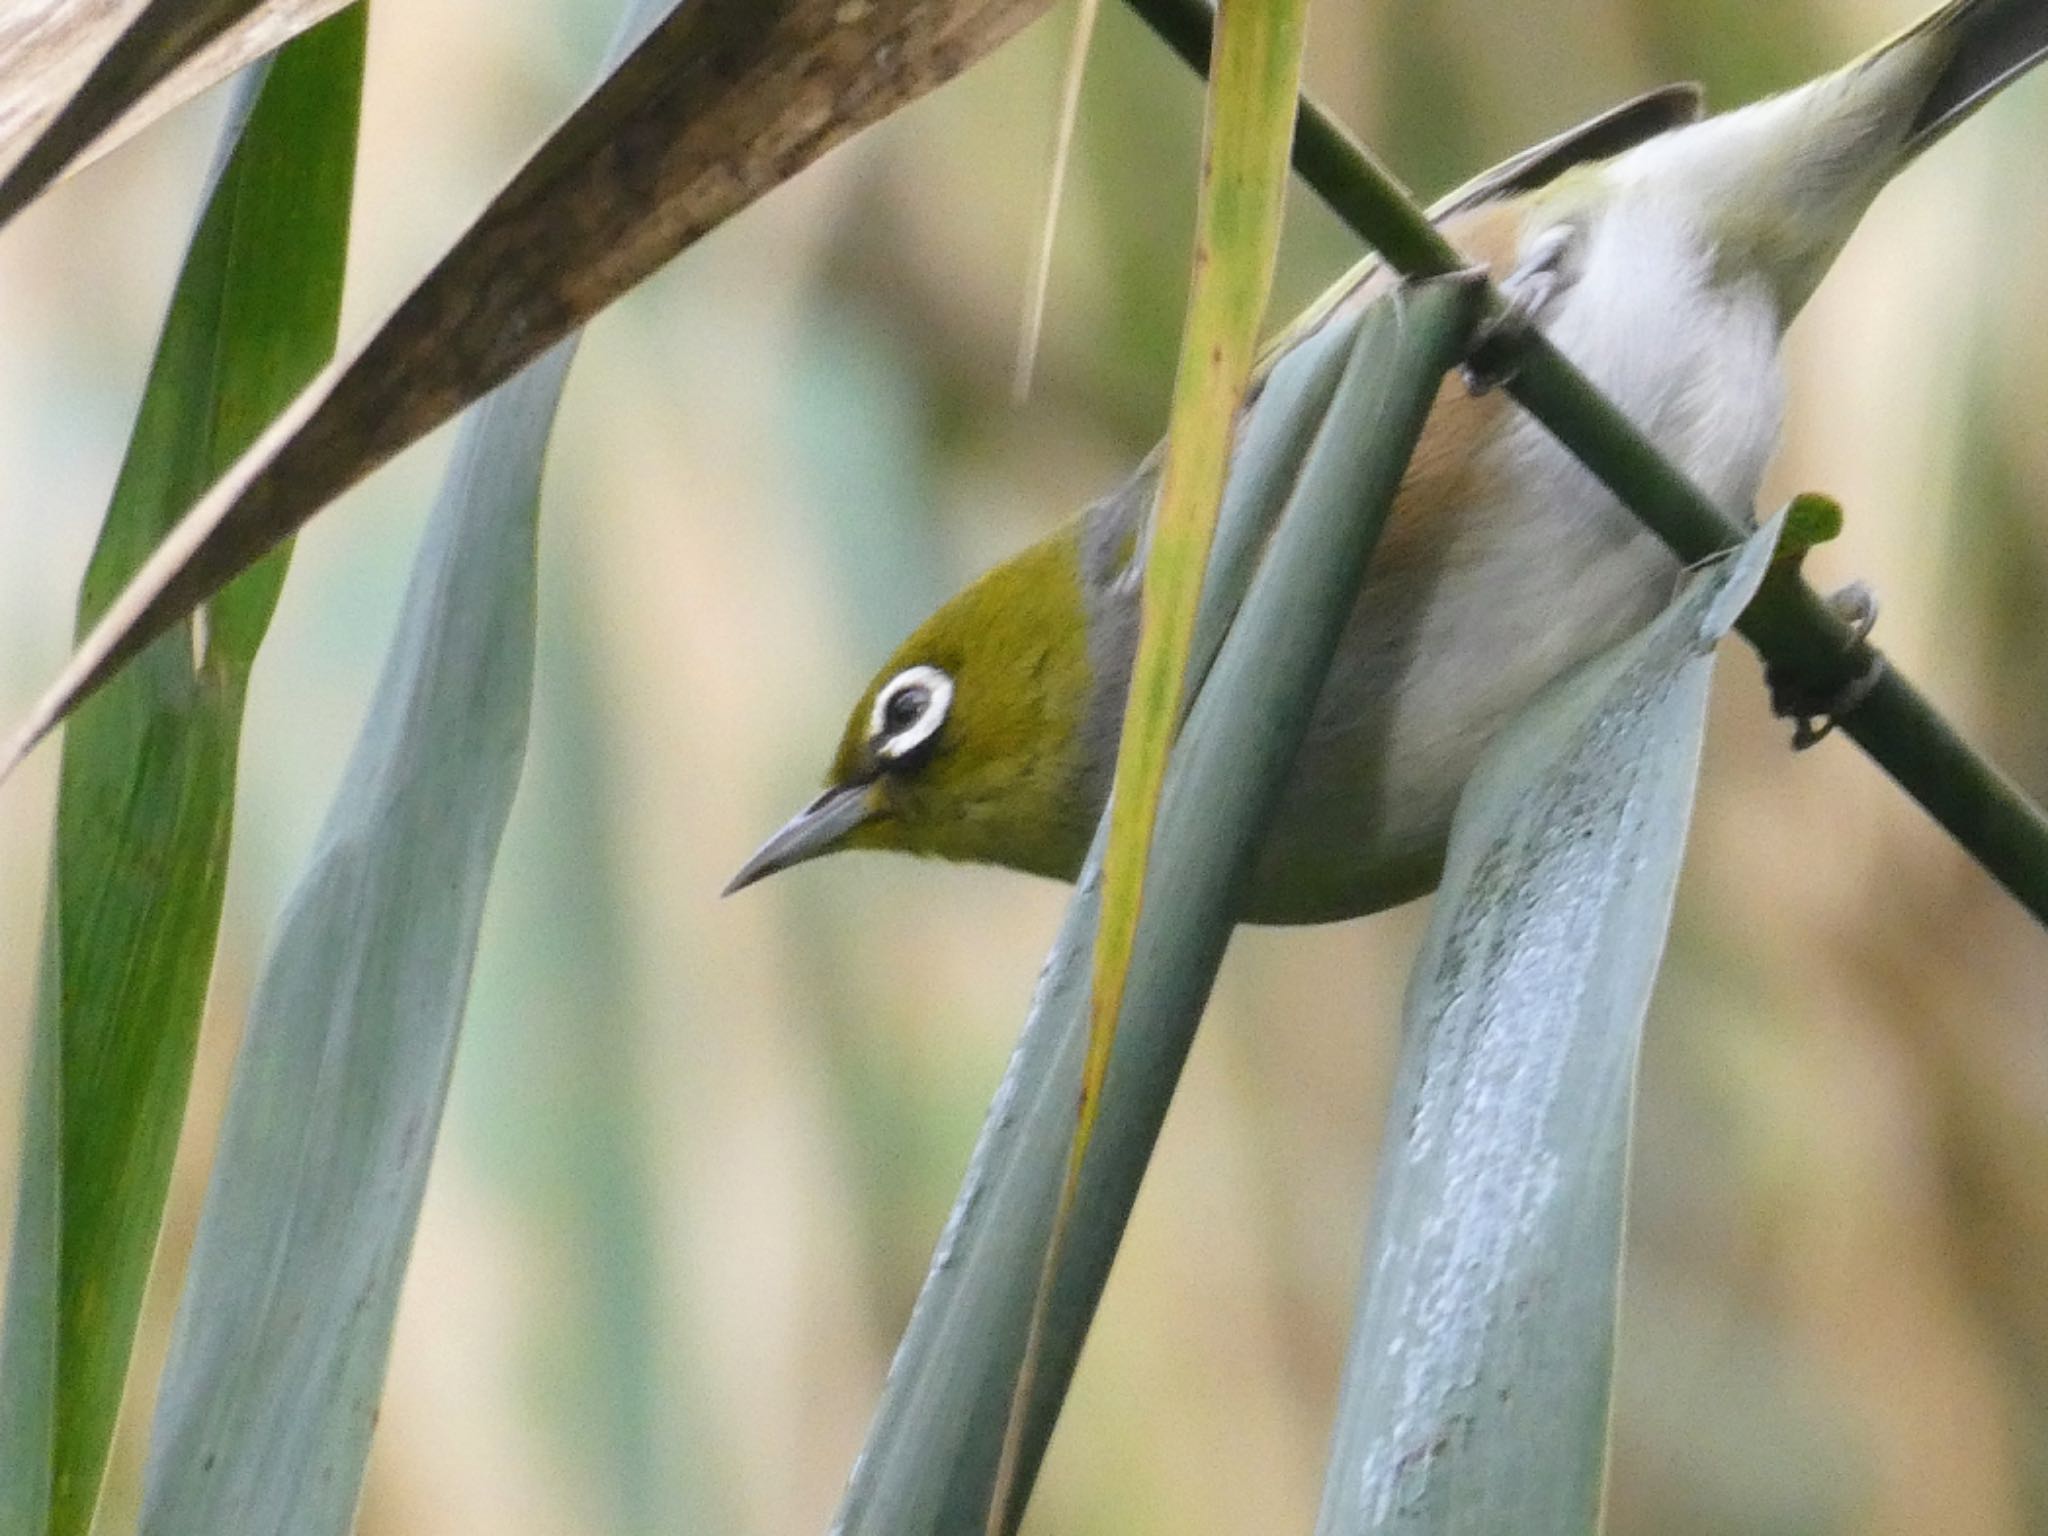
[1460,312,1531,395]
[1766,581,1885,749]
[1461,227,1572,395]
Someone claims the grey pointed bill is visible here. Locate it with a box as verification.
[724,782,875,896]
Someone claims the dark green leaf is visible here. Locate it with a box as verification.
[0,15,362,1532]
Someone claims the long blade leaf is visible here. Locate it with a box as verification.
[1313,515,1782,1536]
[0,0,1055,784]
[129,0,694,1518]
[0,15,362,1533]
[994,0,1308,1512]
[134,341,573,1536]
[1077,0,1305,1186]
[837,274,1482,1536]
[836,279,1372,1531]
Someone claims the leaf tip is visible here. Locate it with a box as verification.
[0,716,44,787]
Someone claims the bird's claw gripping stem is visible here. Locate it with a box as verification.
[1459,230,1568,395]
[1767,581,1885,749]
[1459,287,1542,395]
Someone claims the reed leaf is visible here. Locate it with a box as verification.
[132,342,571,1536]
[1001,0,1311,1504]
[1076,0,1307,1242]
[1313,514,1782,1536]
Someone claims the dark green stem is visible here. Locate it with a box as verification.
[1124,0,2048,927]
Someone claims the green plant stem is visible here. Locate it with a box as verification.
[1123,0,2048,928]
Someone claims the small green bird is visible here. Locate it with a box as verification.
[729,0,2048,924]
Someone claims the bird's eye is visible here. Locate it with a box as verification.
[870,664,954,763]
[883,685,929,734]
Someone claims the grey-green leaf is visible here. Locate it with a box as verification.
[0,15,362,1534]
[1313,513,1782,1536]
[133,342,574,1536]
[835,275,1484,1535]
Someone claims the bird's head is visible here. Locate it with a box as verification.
[726,531,1104,895]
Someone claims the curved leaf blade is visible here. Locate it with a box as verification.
[830,279,1393,1530]
[0,942,60,1536]
[0,0,1053,785]
[134,342,573,1536]
[0,15,363,1532]
[1313,515,1782,1536]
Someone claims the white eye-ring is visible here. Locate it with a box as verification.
[870,664,954,762]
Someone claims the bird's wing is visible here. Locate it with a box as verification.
[1903,0,2048,156]
[1431,81,1705,220]
[1081,82,1705,590]
[1259,81,1704,368]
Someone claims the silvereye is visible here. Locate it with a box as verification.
[730,0,2048,924]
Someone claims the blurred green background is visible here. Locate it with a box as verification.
[3,1,2047,1531]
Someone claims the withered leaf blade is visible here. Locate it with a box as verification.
[0,0,352,229]
[0,0,1050,782]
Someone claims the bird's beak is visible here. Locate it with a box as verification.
[724,782,877,896]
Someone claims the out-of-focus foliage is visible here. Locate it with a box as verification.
[1,2,2045,1533]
